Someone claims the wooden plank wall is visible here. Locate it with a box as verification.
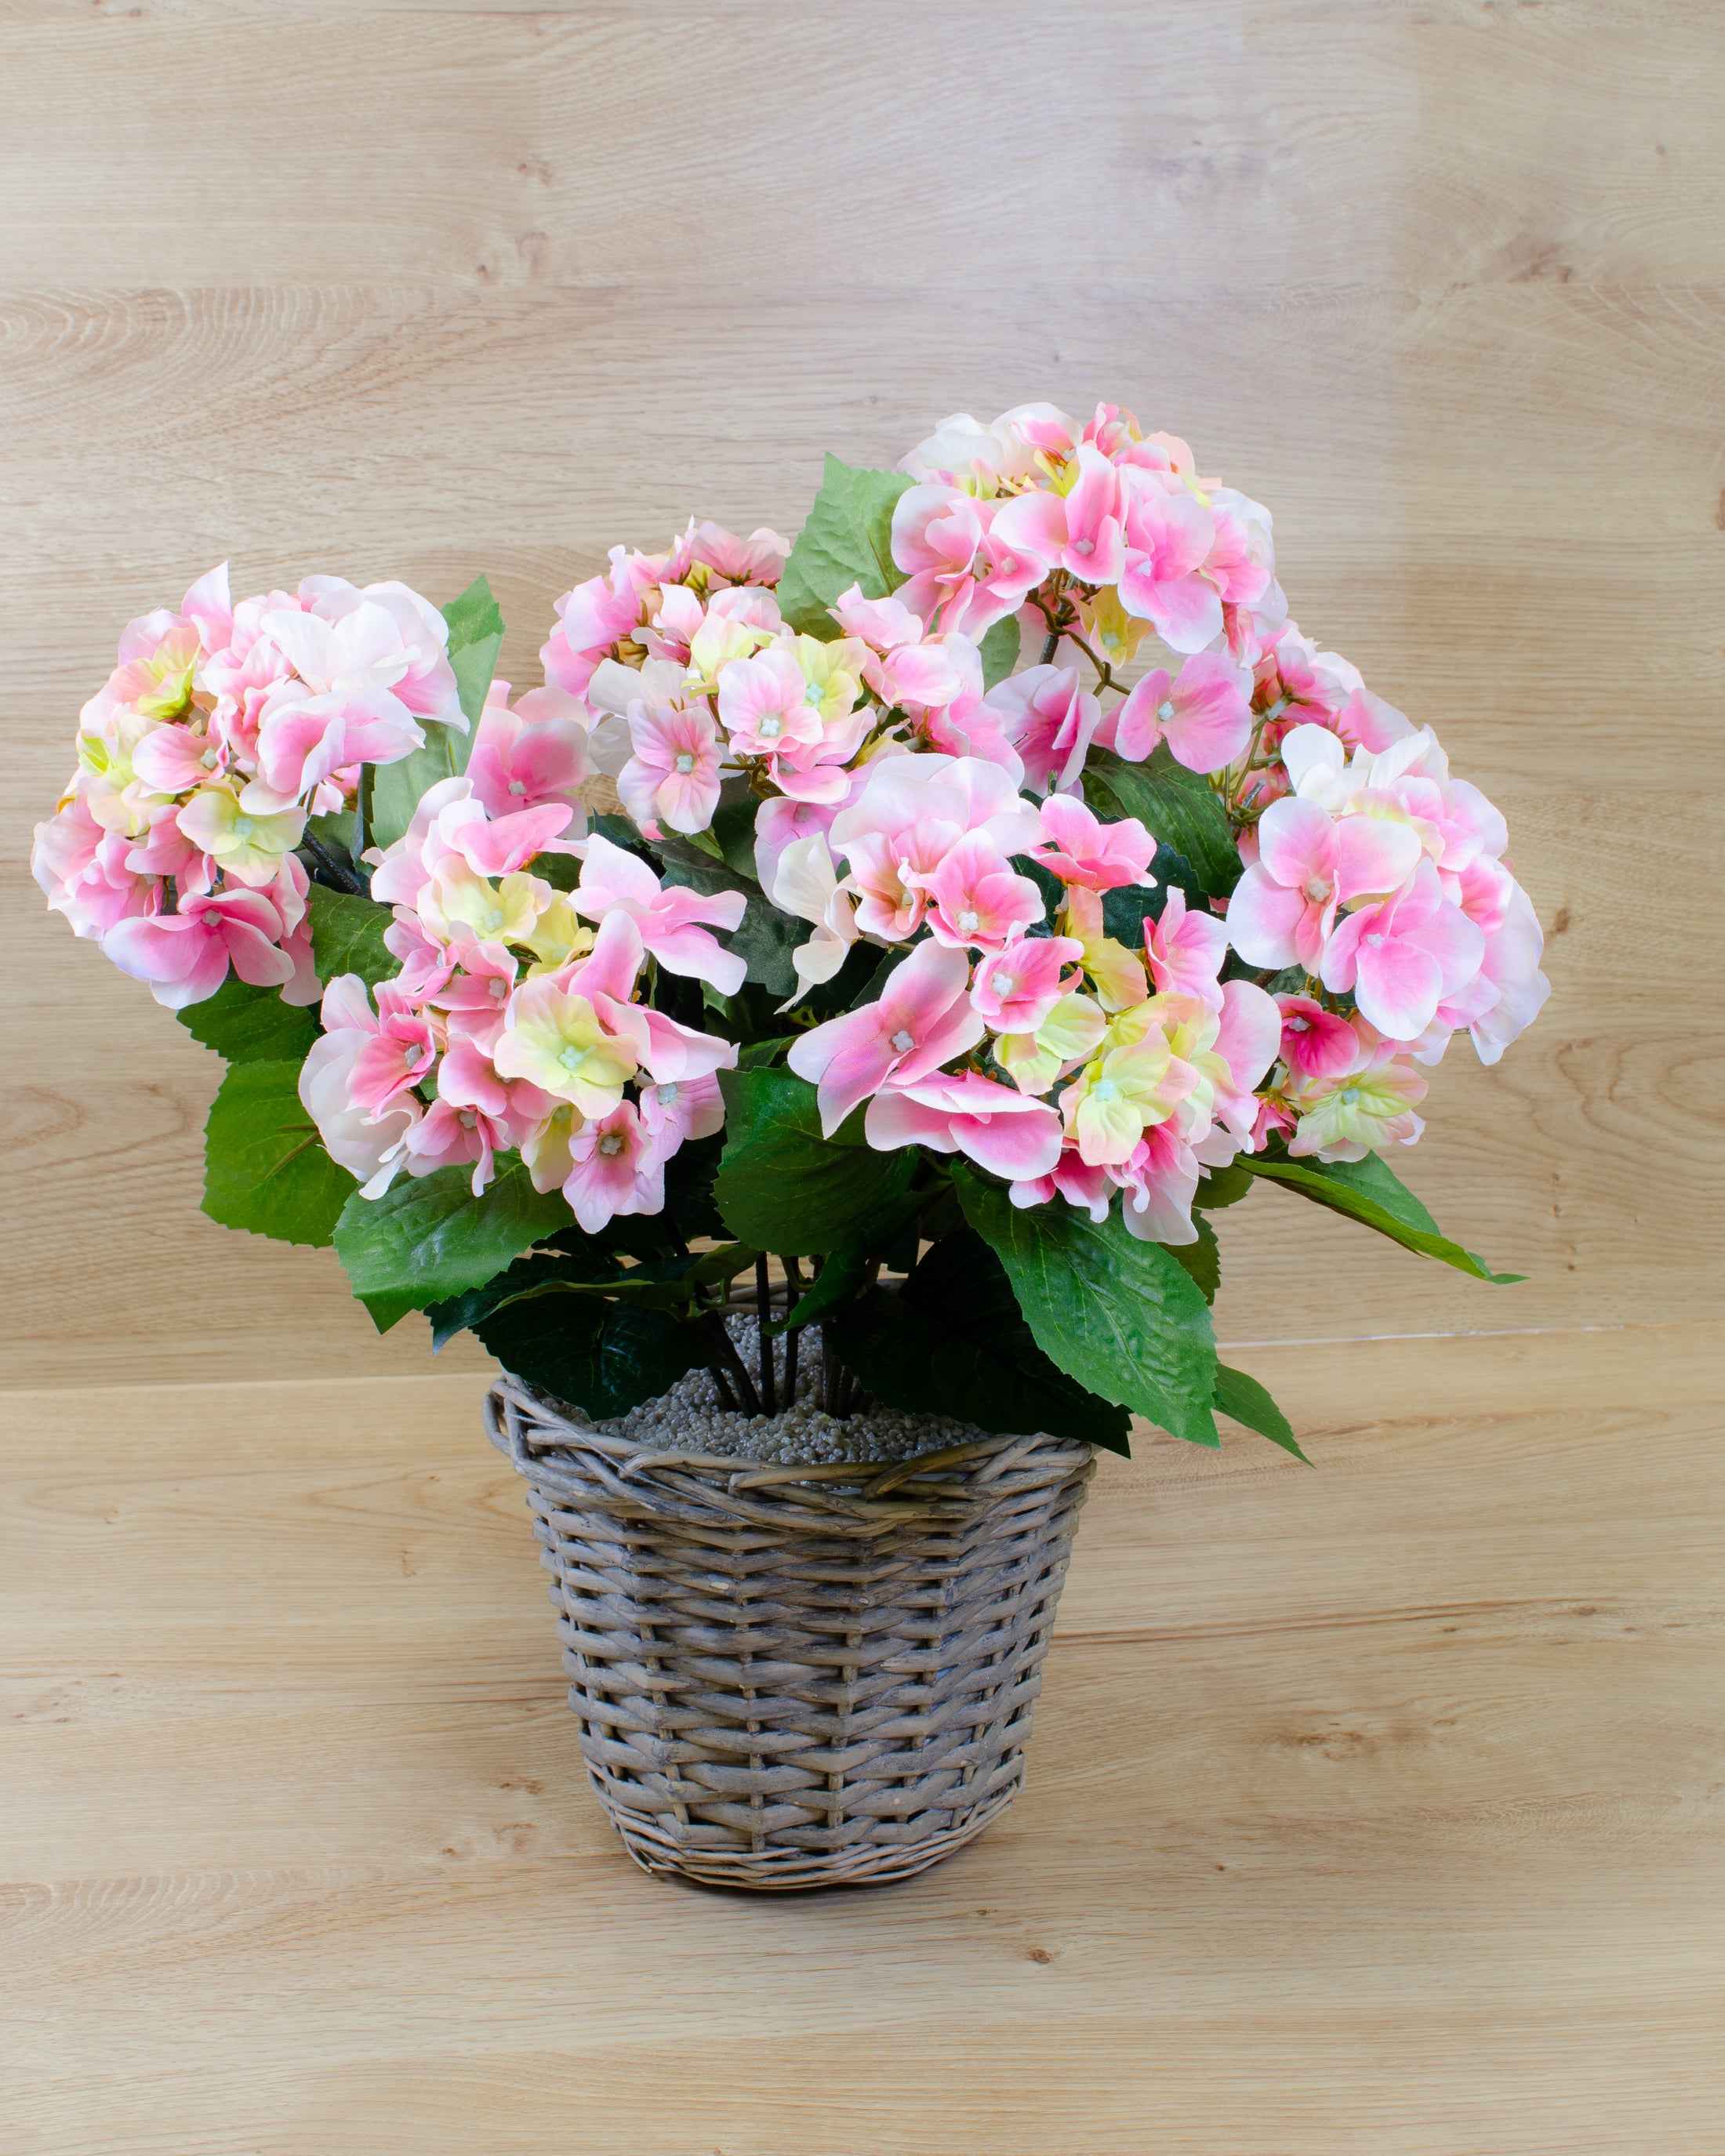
[4,0,1721,1388]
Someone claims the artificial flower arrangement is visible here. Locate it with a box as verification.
[35,401,1549,1461]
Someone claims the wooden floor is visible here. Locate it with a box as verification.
[5,1322,1721,2154]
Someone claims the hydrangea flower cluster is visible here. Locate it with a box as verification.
[307,797,742,1223]
[32,564,465,1007]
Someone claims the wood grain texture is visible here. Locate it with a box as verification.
[4,1324,1723,2153]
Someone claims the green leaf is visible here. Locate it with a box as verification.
[1215,1363,1310,1463]
[332,1156,572,1325]
[1167,1214,1220,1305]
[829,1232,1132,1452]
[710,789,762,882]
[307,884,398,989]
[956,1167,1219,1447]
[767,1238,870,1337]
[367,576,503,850]
[441,574,506,727]
[488,1243,759,1318]
[1084,744,1240,898]
[201,1059,356,1247]
[778,456,912,638]
[472,1294,709,1421]
[177,975,320,1064]
[1238,1151,1523,1283]
[728,896,802,997]
[1192,1160,1254,1210]
[713,1068,921,1256]
[425,1247,623,1351]
[979,614,1020,691]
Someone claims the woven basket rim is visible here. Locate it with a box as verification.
[487,1372,1089,1519]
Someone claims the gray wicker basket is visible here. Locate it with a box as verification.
[486,1375,1095,1890]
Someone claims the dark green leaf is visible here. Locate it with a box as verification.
[736,1036,794,1069]
[979,614,1020,691]
[728,896,802,996]
[1167,1214,1220,1304]
[1084,744,1240,898]
[307,884,398,989]
[714,1068,921,1256]
[830,1232,1132,1451]
[178,975,320,1064]
[426,1247,623,1351]
[202,1058,355,1247]
[488,1243,758,1317]
[1193,1160,1254,1210]
[1215,1363,1309,1463]
[332,1156,572,1324]
[956,1167,1219,1447]
[778,456,912,638]
[710,789,763,882]
[441,573,506,726]
[473,1294,708,1421]
[768,1238,870,1336]
[1239,1152,1523,1283]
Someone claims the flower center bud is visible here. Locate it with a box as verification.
[804,679,823,704]
[508,779,526,796]
[992,973,1016,998]
[889,1028,916,1055]
[658,1082,679,1105]
[597,1131,625,1157]
[674,752,695,774]
[485,909,504,931]
[1073,539,1094,558]
[1303,877,1331,902]
[202,909,221,927]
[758,714,783,739]
[459,1112,477,1130]
[558,1045,584,1070]
[231,815,254,838]
[957,909,979,934]
[1090,1078,1119,1103]
[1366,932,1385,948]
[1287,1015,1309,1033]
[1339,1087,1360,1106]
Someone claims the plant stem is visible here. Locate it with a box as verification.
[754,1254,776,1417]
[709,1361,739,1412]
[702,1308,760,1417]
[300,832,366,895]
[1039,626,1063,666]
[781,1255,802,1402]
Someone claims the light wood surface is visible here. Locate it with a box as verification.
[5,7,1723,2147]
[4,0,1723,1384]
[5,1323,1723,2154]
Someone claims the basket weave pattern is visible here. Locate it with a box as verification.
[487,1377,1095,1890]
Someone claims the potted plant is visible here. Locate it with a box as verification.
[35,401,1548,1890]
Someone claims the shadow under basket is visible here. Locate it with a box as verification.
[486,1377,1096,1891]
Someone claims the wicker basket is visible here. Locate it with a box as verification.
[486,1374,1096,1891]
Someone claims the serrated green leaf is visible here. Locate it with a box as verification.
[1239,1151,1522,1283]
[442,574,506,727]
[177,975,321,1064]
[472,1294,710,1421]
[979,614,1020,690]
[829,1231,1131,1451]
[425,1247,623,1351]
[714,1067,921,1255]
[1167,1214,1220,1304]
[368,576,502,849]
[332,1156,572,1325]
[956,1167,1219,1447]
[202,1058,356,1247]
[488,1243,758,1318]
[307,884,398,989]
[1215,1363,1309,1463]
[1084,744,1240,898]
[778,456,912,638]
